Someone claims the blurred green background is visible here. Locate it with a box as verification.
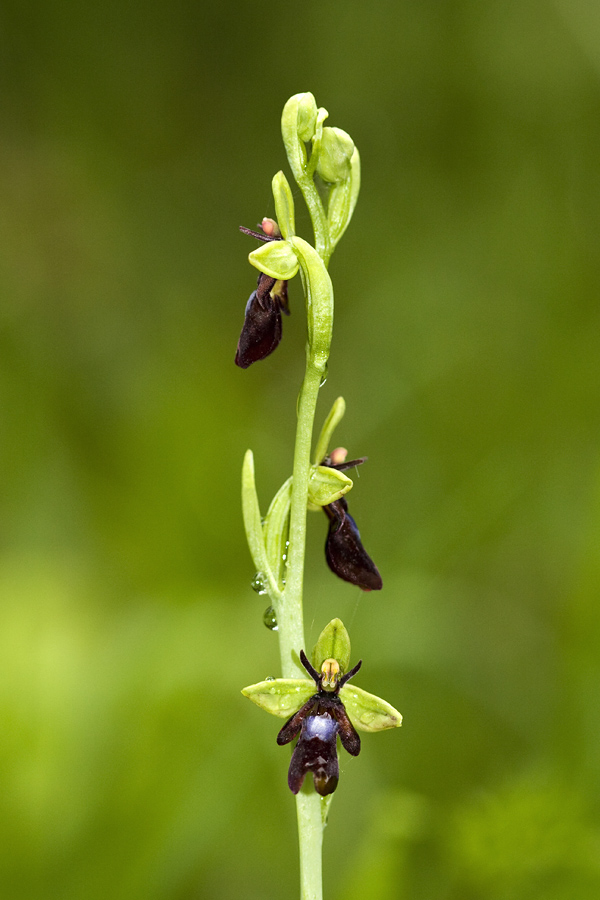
[1,1,600,898]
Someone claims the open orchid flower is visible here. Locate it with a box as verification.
[235,219,290,369]
[277,650,362,796]
[321,449,383,592]
[242,618,403,798]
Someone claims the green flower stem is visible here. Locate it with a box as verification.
[274,356,325,900]
[274,356,324,682]
[272,240,333,900]
[296,791,324,900]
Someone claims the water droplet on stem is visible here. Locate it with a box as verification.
[263,606,278,631]
[251,572,268,595]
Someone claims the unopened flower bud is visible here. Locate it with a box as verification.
[316,127,355,184]
[296,92,318,142]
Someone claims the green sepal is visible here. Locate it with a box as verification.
[308,465,352,509]
[316,126,355,184]
[263,477,292,590]
[327,147,361,247]
[241,450,281,600]
[314,396,346,464]
[242,678,315,717]
[249,240,299,280]
[272,171,295,240]
[340,684,403,733]
[312,618,352,674]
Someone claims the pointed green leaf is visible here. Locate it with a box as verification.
[249,240,299,280]
[314,396,346,464]
[263,477,292,590]
[308,465,352,508]
[241,450,280,600]
[272,171,296,240]
[340,684,403,733]
[312,618,352,673]
[242,678,315,717]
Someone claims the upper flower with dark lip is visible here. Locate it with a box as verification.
[235,220,290,369]
[321,449,383,592]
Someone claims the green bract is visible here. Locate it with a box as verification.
[339,684,403,733]
[249,240,299,281]
[312,618,352,674]
[241,450,280,600]
[262,477,292,591]
[289,236,333,370]
[242,678,315,717]
[316,127,355,184]
[308,465,352,508]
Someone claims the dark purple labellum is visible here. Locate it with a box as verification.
[235,274,290,369]
[324,497,383,591]
[276,650,361,796]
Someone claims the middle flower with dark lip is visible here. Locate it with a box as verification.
[235,219,290,369]
[321,448,383,592]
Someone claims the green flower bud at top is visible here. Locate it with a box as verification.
[312,618,352,674]
[272,171,295,240]
[316,127,355,184]
[249,240,299,281]
[308,465,352,509]
[295,92,318,141]
[242,678,315,717]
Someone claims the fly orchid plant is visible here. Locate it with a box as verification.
[237,93,402,900]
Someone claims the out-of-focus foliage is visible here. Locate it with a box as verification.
[1,1,599,898]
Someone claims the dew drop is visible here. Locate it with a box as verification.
[263,605,279,631]
[360,711,376,725]
[319,366,328,387]
[251,572,268,595]
[265,676,275,682]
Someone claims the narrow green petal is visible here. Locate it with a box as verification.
[272,171,296,240]
[313,396,346,465]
